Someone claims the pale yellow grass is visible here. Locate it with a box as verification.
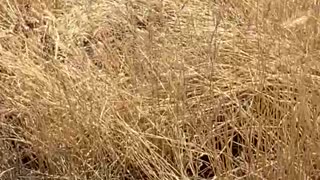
[1,0,320,179]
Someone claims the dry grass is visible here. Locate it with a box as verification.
[1,0,320,179]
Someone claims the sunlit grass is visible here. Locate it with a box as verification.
[1,0,320,179]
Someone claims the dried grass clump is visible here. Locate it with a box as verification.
[1,0,320,179]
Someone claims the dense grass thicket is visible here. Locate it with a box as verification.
[1,0,320,179]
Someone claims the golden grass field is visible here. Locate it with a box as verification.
[1,0,320,179]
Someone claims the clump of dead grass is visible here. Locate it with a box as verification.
[1,0,320,179]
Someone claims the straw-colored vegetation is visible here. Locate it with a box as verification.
[1,0,320,179]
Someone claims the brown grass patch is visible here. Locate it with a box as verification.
[1,0,320,179]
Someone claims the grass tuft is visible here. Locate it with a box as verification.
[1,0,320,179]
